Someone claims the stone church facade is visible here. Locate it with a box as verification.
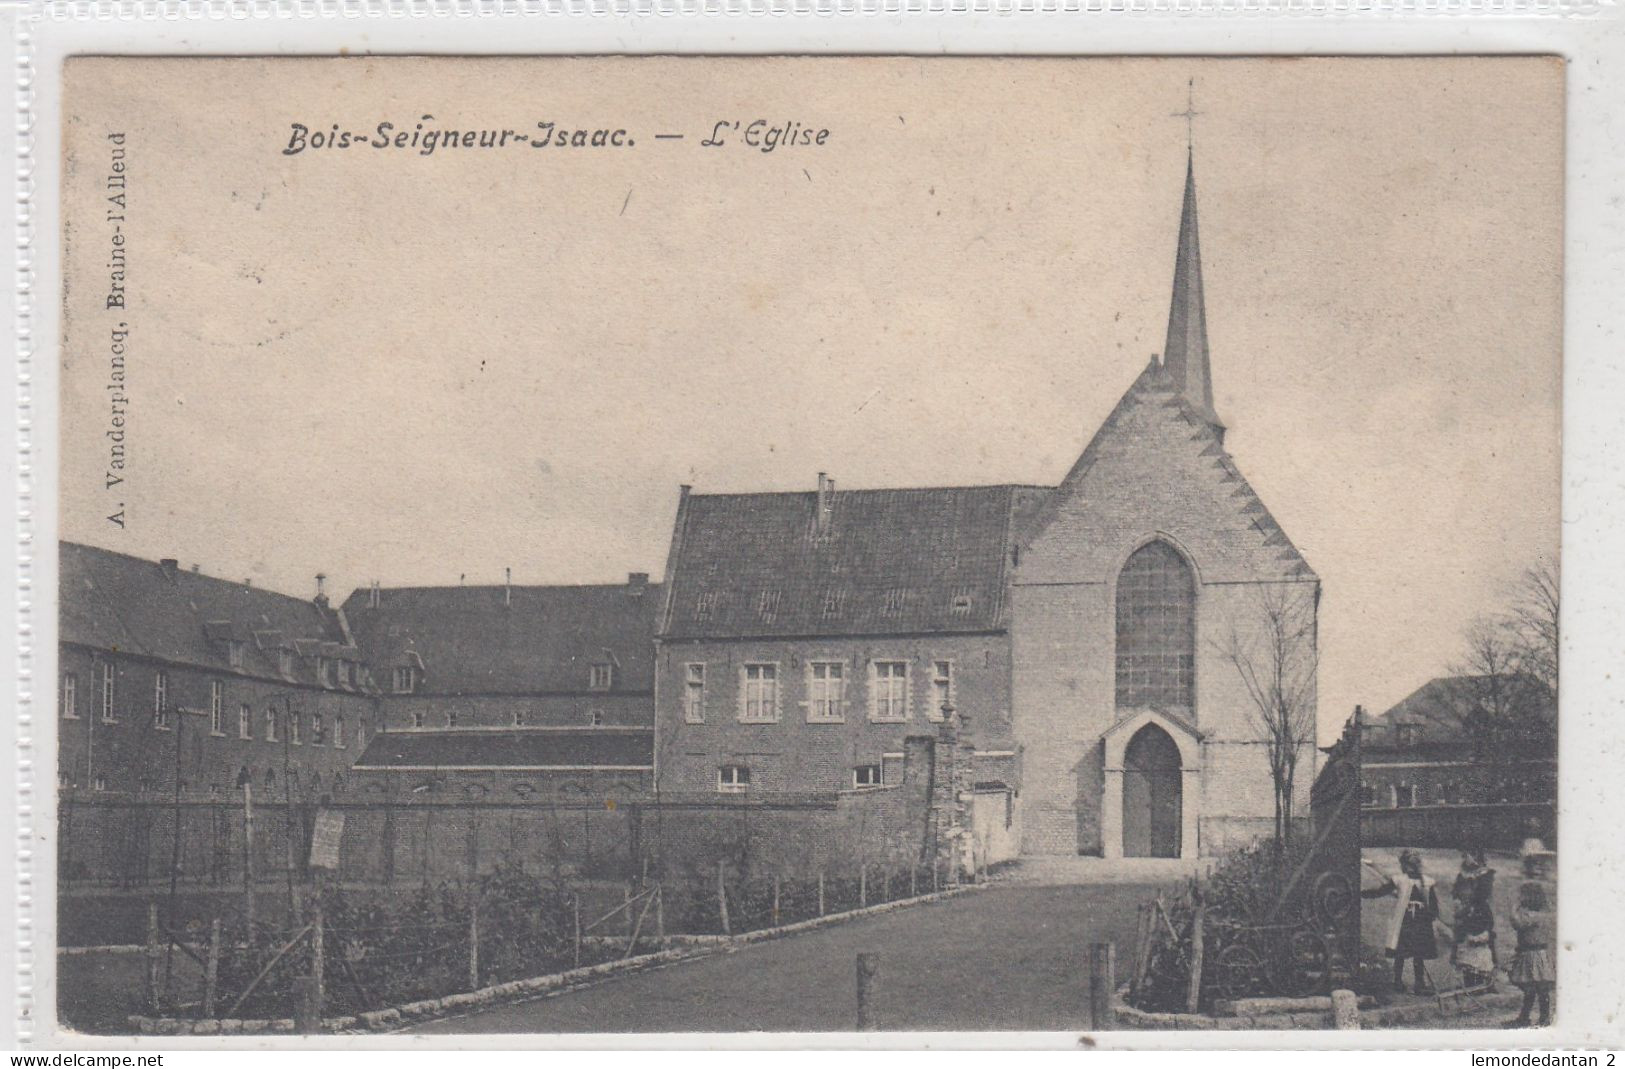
[1011,158,1319,857]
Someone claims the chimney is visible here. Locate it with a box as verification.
[816,472,835,535]
[159,558,179,579]
[504,567,512,607]
[190,563,200,573]
[627,572,649,597]
[314,573,328,608]
[368,580,380,609]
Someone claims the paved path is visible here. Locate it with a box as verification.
[409,883,1158,1034]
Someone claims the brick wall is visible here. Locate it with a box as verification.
[56,645,377,796]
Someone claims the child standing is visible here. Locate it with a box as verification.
[1369,850,1446,994]
[1506,881,1555,1027]
[1451,848,1497,989]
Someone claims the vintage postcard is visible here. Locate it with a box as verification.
[48,55,1564,1040]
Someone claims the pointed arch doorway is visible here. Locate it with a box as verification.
[1122,723,1182,858]
[1101,709,1203,860]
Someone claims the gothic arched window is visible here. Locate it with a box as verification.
[1115,540,1196,711]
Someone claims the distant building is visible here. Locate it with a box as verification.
[1360,675,1557,809]
[58,541,377,799]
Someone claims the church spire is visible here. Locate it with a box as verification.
[1162,150,1222,432]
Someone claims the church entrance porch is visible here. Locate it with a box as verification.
[1123,723,1182,857]
[1100,709,1204,861]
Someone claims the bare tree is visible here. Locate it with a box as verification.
[1218,583,1320,849]
[1452,560,1558,803]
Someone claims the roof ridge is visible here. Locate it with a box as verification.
[63,539,326,612]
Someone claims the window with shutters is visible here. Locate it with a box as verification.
[1114,540,1196,711]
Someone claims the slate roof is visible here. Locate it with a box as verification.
[1363,674,1555,753]
[59,540,364,690]
[341,581,661,695]
[352,728,654,769]
[659,484,1051,640]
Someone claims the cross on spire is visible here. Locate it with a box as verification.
[1171,78,1201,154]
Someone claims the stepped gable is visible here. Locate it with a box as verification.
[1017,360,1315,585]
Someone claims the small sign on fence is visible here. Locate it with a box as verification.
[308,808,346,870]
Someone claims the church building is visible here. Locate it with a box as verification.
[653,155,1319,859]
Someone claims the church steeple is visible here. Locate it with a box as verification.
[1162,151,1222,432]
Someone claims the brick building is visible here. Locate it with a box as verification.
[654,482,1043,798]
[341,577,659,795]
[653,157,1319,860]
[58,541,379,800]
[1360,675,1557,809]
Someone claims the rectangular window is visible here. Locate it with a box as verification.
[871,661,909,721]
[447,711,459,728]
[228,641,244,669]
[412,711,425,729]
[589,663,613,690]
[94,774,108,793]
[312,713,325,745]
[357,720,367,749]
[808,661,846,722]
[513,710,526,727]
[100,663,115,722]
[393,666,416,694]
[1394,784,1415,808]
[930,660,954,720]
[853,764,882,788]
[238,704,252,740]
[740,663,779,723]
[210,680,224,734]
[291,712,302,745]
[718,765,750,794]
[590,710,605,727]
[62,673,78,719]
[264,707,278,742]
[153,671,169,729]
[683,664,705,723]
[278,649,294,677]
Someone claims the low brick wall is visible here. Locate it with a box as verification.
[1113,986,1524,1031]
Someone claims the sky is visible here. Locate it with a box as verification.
[58,56,1563,743]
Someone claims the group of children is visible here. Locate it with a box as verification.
[1365,847,1555,1028]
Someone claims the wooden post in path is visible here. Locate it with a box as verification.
[771,875,781,927]
[817,872,826,917]
[859,866,867,909]
[144,902,161,1014]
[716,860,731,936]
[909,865,917,898]
[468,894,480,991]
[855,952,879,1031]
[203,918,221,1019]
[1087,942,1115,1031]
[1186,895,1206,1014]
[572,893,582,968]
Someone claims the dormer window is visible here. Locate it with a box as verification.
[316,657,330,687]
[228,641,245,669]
[278,649,294,676]
[589,663,613,691]
[393,666,418,694]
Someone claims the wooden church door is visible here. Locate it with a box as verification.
[1122,723,1183,858]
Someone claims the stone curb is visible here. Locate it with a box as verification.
[1112,988,1525,1031]
[125,884,980,1036]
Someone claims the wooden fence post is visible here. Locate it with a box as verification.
[1087,942,1115,1031]
[469,894,481,991]
[910,865,917,898]
[716,860,731,936]
[932,859,940,893]
[855,952,879,1031]
[144,902,161,1013]
[817,872,826,917]
[859,866,867,909]
[572,893,582,968]
[1186,896,1206,1014]
[655,884,665,943]
[771,875,781,927]
[203,918,221,1019]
